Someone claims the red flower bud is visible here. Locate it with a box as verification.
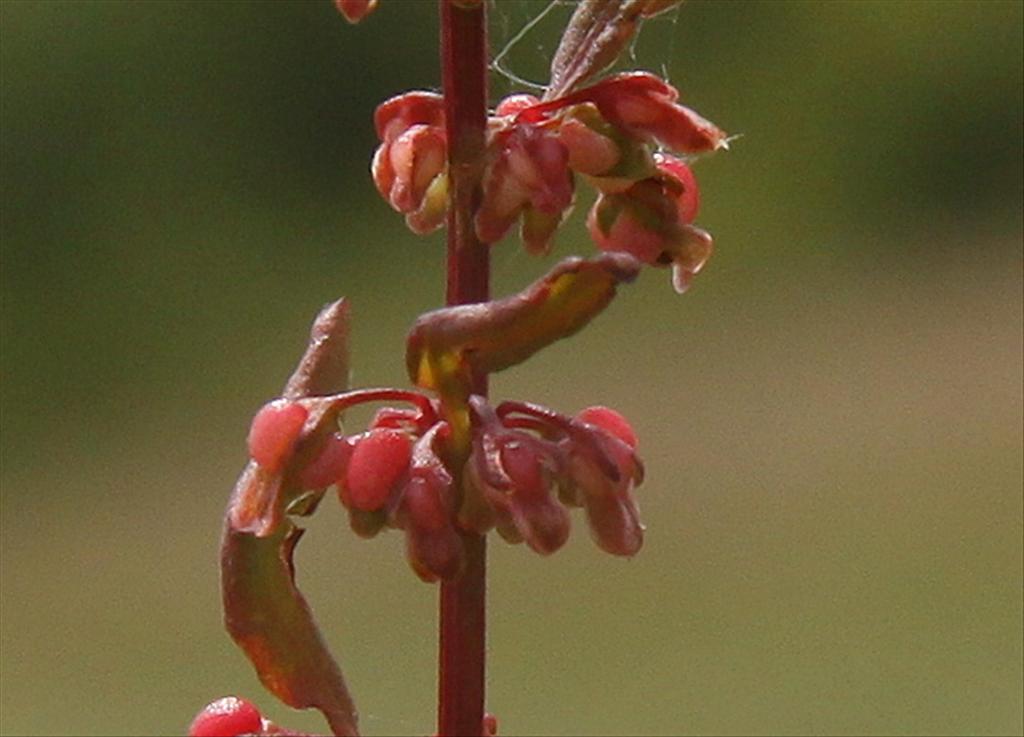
[247,400,309,474]
[188,696,262,737]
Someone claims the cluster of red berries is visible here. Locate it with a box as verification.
[247,391,643,582]
[371,71,726,292]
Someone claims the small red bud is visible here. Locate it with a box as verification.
[296,432,353,490]
[188,696,262,737]
[653,152,700,224]
[334,0,378,24]
[247,400,308,474]
[403,476,463,581]
[576,406,638,449]
[496,93,541,118]
[344,429,412,512]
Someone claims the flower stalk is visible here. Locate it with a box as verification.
[438,1,489,735]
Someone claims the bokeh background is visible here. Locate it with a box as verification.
[2,1,1021,735]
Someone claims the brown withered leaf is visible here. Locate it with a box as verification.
[222,299,359,737]
[406,253,640,396]
[547,0,684,100]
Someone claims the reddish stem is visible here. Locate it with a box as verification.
[438,2,489,736]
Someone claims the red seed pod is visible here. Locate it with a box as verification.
[247,400,309,474]
[188,696,262,737]
[343,428,412,512]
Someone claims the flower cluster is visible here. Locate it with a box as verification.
[371,71,726,291]
[246,391,644,582]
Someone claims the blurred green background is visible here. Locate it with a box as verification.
[1,1,1021,735]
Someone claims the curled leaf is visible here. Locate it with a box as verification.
[406,252,640,398]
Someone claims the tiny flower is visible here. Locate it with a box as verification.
[467,425,570,555]
[395,422,463,581]
[587,153,713,293]
[371,91,449,233]
[475,122,574,253]
[564,410,644,556]
[465,397,644,559]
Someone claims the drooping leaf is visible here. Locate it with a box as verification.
[221,298,359,736]
[222,523,359,737]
